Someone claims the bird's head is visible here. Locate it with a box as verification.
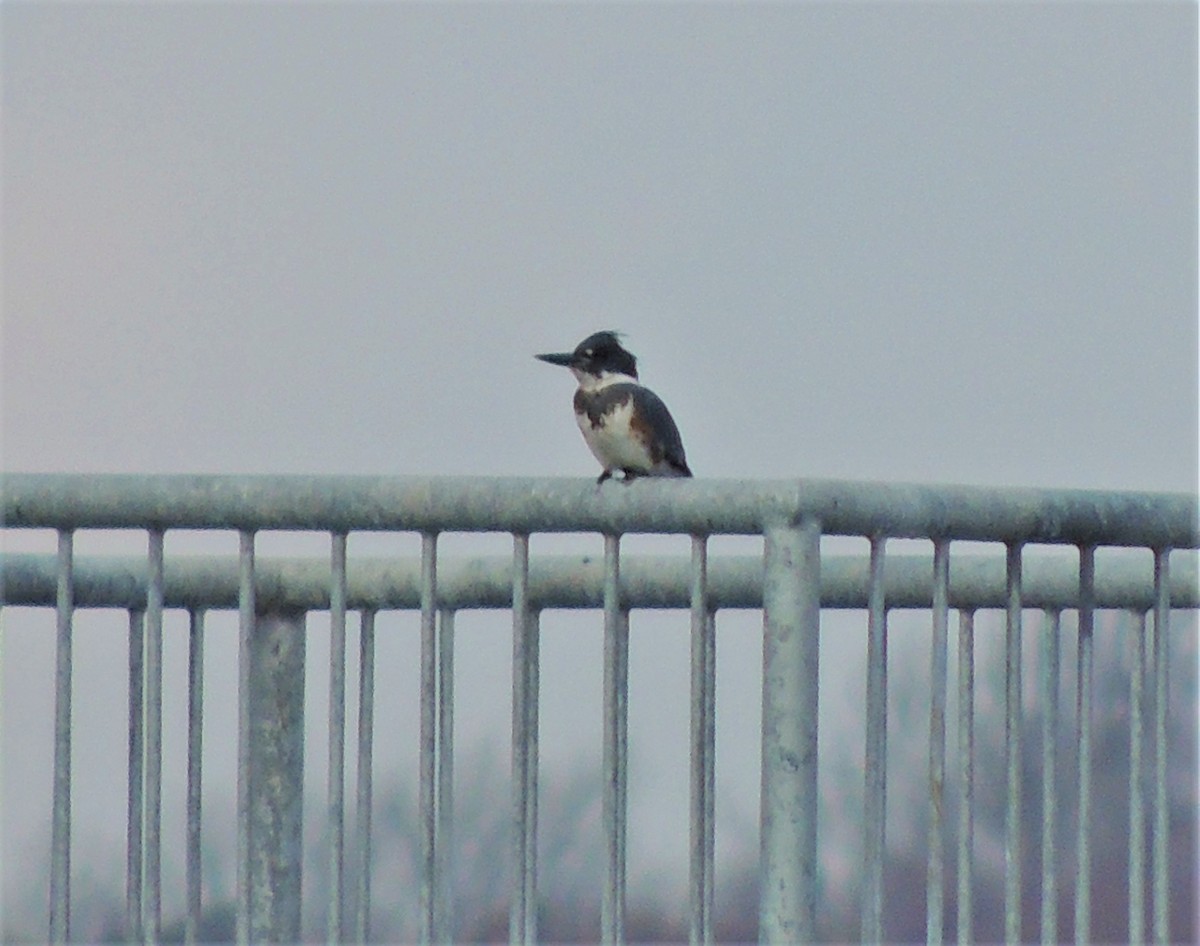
[535,331,638,387]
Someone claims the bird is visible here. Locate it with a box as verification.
[535,331,692,484]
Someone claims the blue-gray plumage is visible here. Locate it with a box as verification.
[536,331,692,484]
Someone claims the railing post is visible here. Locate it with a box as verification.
[861,535,889,945]
[601,533,628,946]
[759,518,821,944]
[246,611,306,944]
[49,529,74,946]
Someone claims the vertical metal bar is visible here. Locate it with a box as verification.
[185,610,205,946]
[689,534,715,946]
[1074,544,1095,946]
[1150,548,1170,946]
[437,607,457,946]
[327,532,349,945]
[49,529,73,945]
[247,612,306,943]
[956,610,975,946]
[1039,609,1060,946]
[861,534,888,946]
[236,530,256,946]
[142,528,165,945]
[759,518,821,945]
[354,609,377,946]
[511,542,530,946]
[1003,542,1023,945]
[1129,611,1146,946]
[418,532,439,945]
[511,532,539,946]
[127,609,145,944]
[703,610,716,938]
[527,610,541,945]
[926,539,950,946]
[601,532,628,946]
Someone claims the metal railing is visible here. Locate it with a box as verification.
[2,473,1197,945]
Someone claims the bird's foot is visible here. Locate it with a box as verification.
[596,469,643,486]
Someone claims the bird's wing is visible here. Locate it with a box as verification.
[627,385,691,474]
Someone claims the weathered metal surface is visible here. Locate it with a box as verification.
[4,473,1196,546]
[4,549,1196,611]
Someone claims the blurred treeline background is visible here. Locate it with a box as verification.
[3,611,1194,944]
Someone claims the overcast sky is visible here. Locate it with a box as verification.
[4,2,1195,488]
[2,1,1196,936]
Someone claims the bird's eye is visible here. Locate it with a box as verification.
[583,349,593,358]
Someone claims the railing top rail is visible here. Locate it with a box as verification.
[3,473,1196,547]
[3,551,1196,612]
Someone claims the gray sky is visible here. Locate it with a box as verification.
[2,1,1196,936]
[4,2,1195,488]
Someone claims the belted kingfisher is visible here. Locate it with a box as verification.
[536,331,692,484]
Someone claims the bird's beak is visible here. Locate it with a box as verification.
[535,351,574,367]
